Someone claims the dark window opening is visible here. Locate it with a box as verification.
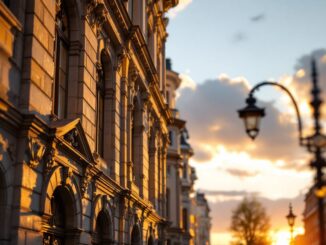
[131,225,141,245]
[168,131,173,146]
[96,64,105,156]
[54,0,69,119]
[182,208,188,230]
[43,188,68,245]
[2,0,10,7]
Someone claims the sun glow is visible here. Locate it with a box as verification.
[271,227,304,245]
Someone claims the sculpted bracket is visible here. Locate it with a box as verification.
[24,137,46,168]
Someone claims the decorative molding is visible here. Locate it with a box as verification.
[24,137,46,168]
[107,0,129,35]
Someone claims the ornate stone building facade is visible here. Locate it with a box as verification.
[0,0,178,244]
[165,60,211,245]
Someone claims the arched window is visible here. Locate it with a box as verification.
[93,210,112,245]
[43,188,67,244]
[96,62,105,156]
[43,185,80,245]
[131,225,141,245]
[54,0,69,119]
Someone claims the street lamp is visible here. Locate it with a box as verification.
[238,95,265,140]
[237,60,326,245]
[286,203,296,245]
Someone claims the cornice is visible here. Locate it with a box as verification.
[171,117,186,129]
[106,0,131,36]
[129,26,172,125]
[0,1,22,31]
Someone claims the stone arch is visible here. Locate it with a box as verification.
[42,166,82,229]
[91,195,114,243]
[131,223,142,245]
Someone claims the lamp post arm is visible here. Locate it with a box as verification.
[249,81,304,145]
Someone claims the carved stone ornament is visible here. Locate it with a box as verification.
[86,0,97,15]
[115,47,127,70]
[0,133,8,162]
[61,166,73,186]
[24,137,46,168]
[43,234,51,245]
[96,61,103,77]
[64,129,79,148]
[81,167,91,197]
[129,66,139,84]
[86,0,108,29]
[43,148,57,174]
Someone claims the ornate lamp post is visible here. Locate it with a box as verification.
[238,60,326,245]
[286,203,296,245]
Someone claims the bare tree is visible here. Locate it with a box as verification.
[230,197,271,245]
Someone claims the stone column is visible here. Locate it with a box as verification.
[148,125,158,207]
[161,133,169,218]
[126,69,138,190]
[120,75,128,188]
[138,90,151,199]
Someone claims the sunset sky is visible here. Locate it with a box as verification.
[166,1,326,244]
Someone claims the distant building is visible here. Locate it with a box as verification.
[165,59,211,245]
[192,193,211,245]
[303,186,323,245]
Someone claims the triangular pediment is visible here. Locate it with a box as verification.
[49,118,94,164]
